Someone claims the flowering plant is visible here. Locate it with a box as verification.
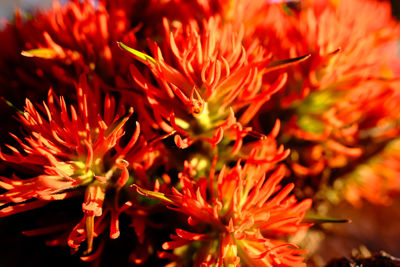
[0,0,399,266]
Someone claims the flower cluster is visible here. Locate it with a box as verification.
[0,76,155,259]
[0,0,399,266]
[248,0,400,193]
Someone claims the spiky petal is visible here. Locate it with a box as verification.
[0,76,146,257]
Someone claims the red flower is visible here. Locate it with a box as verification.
[0,0,139,109]
[121,16,307,149]
[0,76,149,258]
[136,142,311,266]
[249,0,400,177]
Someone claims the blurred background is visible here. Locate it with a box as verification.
[0,0,54,19]
[1,0,400,19]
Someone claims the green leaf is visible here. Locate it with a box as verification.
[267,54,311,71]
[1,97,23,115]
[132,184,174,204]
[305,214,351,224]
[282,4,293,16]
[117,42,157,65]
[21,48,58,59]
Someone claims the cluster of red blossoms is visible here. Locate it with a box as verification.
[0,0,399,266]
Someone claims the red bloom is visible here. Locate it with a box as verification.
[0,76,150,258]
[121,16,307,149]
[249,0,400,178]
[136,142,311,266]
[0,0,139,109]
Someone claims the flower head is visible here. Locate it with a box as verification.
[121,16,307,149]
[136,144,311,266]
[0,76,150,258]
[249,0,400,179]
[0,0,139,109]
